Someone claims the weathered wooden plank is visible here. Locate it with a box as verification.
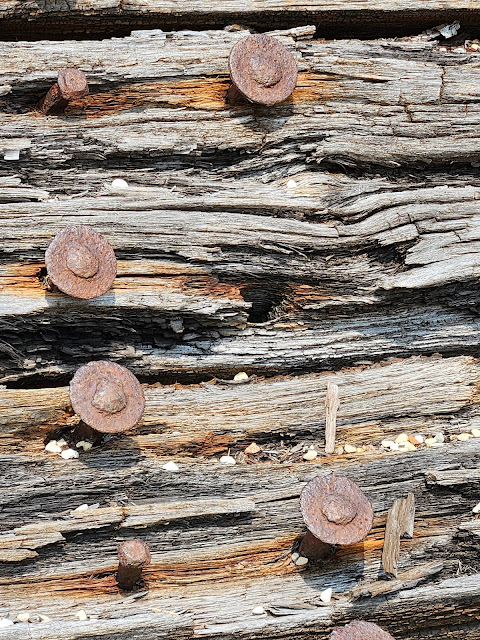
[1,31,480,172]
[2,355,480,453]
[0,0,478,39]
[0,439,479,638]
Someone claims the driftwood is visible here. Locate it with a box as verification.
[1,13,480,640]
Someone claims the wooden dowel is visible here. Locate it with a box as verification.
[324,382,340,455]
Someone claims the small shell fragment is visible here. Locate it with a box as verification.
[413,434,424,443]
[111,178,129,190]
[286,179,297,190]
[0,619,13,628]
[72,504,89,512]
[76,441,93,451]
[39,615,51,623]
[303,449,318,461]
[45,440,63,453]
[472,502,480,514]
[220,455,236,465]
[400,441,416,452]
[344,444,356,453]
[75,610,88,621]
[425,438,436,447]
[434,433,445,443]
[395,433,409,444]
[295,556,309,566]
[320,587,332,603]
[17,613,30,623]
[61,448,80,460]
[471,429,480,438]
[252,606,265,615]
[233,372,249,382]
[162,461,179,472]
[245,442,261,455]
[291,552,299,562]
[457,433,471,441]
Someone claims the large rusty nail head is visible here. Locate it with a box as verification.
[70,361,145,433]
[228,34,297,106]
[45,225,116,299]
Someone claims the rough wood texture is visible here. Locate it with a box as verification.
[0,0,479,39]
[382,493,416,578]
[2,19,480,640]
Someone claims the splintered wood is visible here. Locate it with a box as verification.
[382,493,416,578]
[324,382,340,454]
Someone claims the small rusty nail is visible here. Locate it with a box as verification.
[228,34,297,106]
[330,621,396,640]
[117,539,151,591]
[299,474,374,561]
[45,225,116,300]
[70,361,145,434]
[40,68,89,115]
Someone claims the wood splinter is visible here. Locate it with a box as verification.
[325,382,340,455]
[382,493,415,579]
[40,68,89,115]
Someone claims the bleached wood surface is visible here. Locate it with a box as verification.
[2,22,480,640]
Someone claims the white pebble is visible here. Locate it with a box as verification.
[344,444,356,453]
[425,438,436,447]
[75,610,88,621]
[395,433,409,444]
[295,556,309,566]
[472,502,480,514]
[0,619,13,628]
[111,178,129,190]
[76,441,93,451]
[471,429,480,438]
[56,439,68,447]
[252,606,265,615]
[61,448,79,460]
[286,179,297,190]
[4,149,20,161]
[303,449,318,461]
[413,434,424,443]
[458,433,472,442]
[400,442,416,452]
[233,372,249,382]
[17,613,30,623]
[162,461,179,472]
[291,552,299,562]
[45,440,62,454]
[434,433,445,443]
[381,439,395,449]
[335,446,344,455]
[39,615,51,623]
[220,455,236,465]
[320,587,332,603]
[389,442,399,451]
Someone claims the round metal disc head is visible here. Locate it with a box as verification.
[300,474,374,545]
[45,226,116,300]
[229,34,298,105]
[330,621,395,640]
[70,361,145,433]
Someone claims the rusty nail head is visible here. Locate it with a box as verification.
[57,69,89,101]
[300,474,374,546]
[228,34,298,106]
[41,69,89,115]
[45,225,116,299]
[117,539,151,590]
[330,621,395,640]
[70,361,145,433]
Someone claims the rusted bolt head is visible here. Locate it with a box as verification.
[300,474,374,546]
[57,69,89,101]
[330,621,395,640]
[228,34,298,106]
[45,226,116,299]
[70,361,145,433]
